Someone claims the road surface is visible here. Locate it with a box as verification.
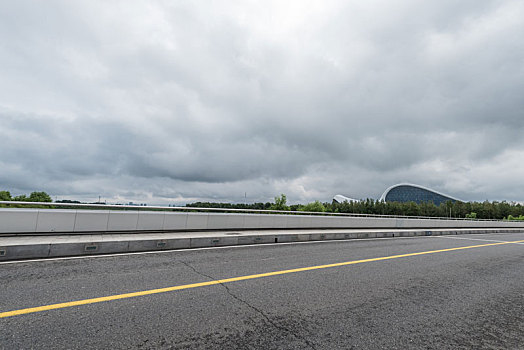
[1,231,523,349]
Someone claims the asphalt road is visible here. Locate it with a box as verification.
[1,232,523,349]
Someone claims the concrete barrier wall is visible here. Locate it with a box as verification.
[1,208,524,234]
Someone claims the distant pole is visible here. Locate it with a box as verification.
[99,195,101,204]
[245,192,247,204]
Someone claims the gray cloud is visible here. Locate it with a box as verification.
[1,0,524,204]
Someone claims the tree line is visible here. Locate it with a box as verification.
[0,191,52,202]
[2,190,523,220]
[188,194,524,220]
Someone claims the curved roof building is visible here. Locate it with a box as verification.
[333,194,359,203]
[379,183,461,205]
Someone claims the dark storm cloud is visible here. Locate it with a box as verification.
[1,0,524,204]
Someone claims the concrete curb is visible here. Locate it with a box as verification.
[0,228,522,261]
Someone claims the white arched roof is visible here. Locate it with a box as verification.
[333,194,359,203]
[379,183,462,202]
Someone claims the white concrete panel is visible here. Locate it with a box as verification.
[328,217,343,228]
[468,221,487,228]
[311,216,322,228]
[207,214,230,230]
[5,207,524,234]
[285,215,301,228]
[329,217,347,228]
[355,218,373,228]
[258,215,277,228]
[226,214,245,229]
[137,212,165,230]
[327,216,340,227]
[435,220,449,228]
[74,210,110,232]
[36,209,76,232]
[297,215,313,228]
[312,217,333,228]
[242,214,262,229]
[340,217,362,228]
[162,212,187,230]
[335,217,351,228]
[413,219,443,228]
[330,217,343,228]
[318,216,334,228]
[398,219,419,228]
[395,218,404,228]
[381,218,399,228]
[346,217,360,228]
[353,217,374,228]
[422,220,438,228]
[430,220,444,228]
[463,221,477,228]
[321,217,336,228]
[355,217,378,228]
[449,220,466,228]
[107,211,139,231]
[186,213,209,230]
[272,215,287,229]
[0,208,38,233]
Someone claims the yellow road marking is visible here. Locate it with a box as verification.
[1,239,523,319]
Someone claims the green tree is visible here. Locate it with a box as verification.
[404,201,421,216]
[270,194,289,211]
[0,191,12,201]
[299,200,326,212]
[13,194,28,201]
[28,191,52,202]
[465,212,477,219]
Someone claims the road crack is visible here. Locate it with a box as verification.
[177,259,318,350]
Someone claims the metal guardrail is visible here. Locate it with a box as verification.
[0,200,505,222]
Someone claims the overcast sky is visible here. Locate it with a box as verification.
[1,1,524,205]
